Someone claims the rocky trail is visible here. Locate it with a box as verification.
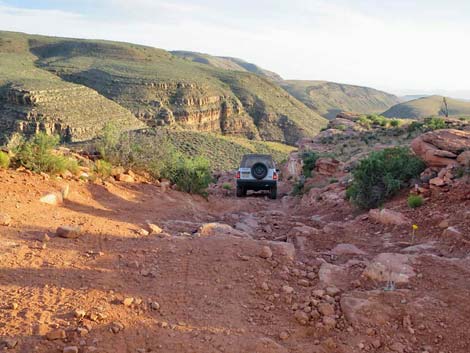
[1,168,470,353]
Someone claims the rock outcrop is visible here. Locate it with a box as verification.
[411,129,470,168]
[369,208,410,226]
[0,85,145,144]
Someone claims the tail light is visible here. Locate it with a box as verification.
[273,172,278,180]
[236,171,240,179]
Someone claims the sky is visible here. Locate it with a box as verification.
[1,0,470,98]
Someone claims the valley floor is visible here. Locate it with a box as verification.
[1,169,470,352]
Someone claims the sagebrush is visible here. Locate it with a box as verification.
[13,133,78,174]
[347,147,426,209]
[407,194,424,208]
[96,125,212,195]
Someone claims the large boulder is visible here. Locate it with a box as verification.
[285,152,303,179]
[411,129,470,167]
[315,158,343,176]
[198,223,250,238]
[421,129,470,154]
[457,150,470,166]
[363,253,415,283]
[328,117,358,130]
[341,291,395,327]
[369,208,410,226]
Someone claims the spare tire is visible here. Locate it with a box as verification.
[251,162,268,180]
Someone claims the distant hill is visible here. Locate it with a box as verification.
[399,95,431,102]
[0,31,327,145]
[382,95,470,119]
[171,51,283,81]
[280,80,399,119]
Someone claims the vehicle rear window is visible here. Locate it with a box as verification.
[241,156,274,168]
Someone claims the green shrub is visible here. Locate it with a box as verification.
[14,133,78,174]
[368,114,388,127]
[336,124,347,131]
[96,128,181,181]
[222,183,232,190]
[390,119,400,127]
[347,147,426,209]
[301,151,318,178]
[425,117,446,130]
[0,151,10,169]
[291,179,305,196]
[358,116,371,129]
[95,122,121,161]
[407,194,424,208]
[172,156,212,195]
[94,160,113,178]
[407,121,424,133]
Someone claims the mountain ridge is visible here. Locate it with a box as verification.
[280,80,400,119]
[382,95,470,119]
[0,30,327,145]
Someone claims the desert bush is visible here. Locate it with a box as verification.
[96,127,180,180]
[301,151,319,178]
[407,194,424,208]
[13,133,78,174]
[390,119,400,127]
[95,122,121,161]
[94,160,113,178]
[222,183,232,190]
[172,157,212,195]
[291,179,305,196]
[365,114,388,127]
[96,126,212,194]
[0,151,10,169]
[347,147,426,209]
[358,116,371,129]
[424,117,446,130]
[407,121,424,133]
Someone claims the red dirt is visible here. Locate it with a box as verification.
[1,169,470,353]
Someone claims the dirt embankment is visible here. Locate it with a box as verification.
[1,169,470,353]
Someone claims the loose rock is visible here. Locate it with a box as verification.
[46,329,66,340]
[40,192,63,206]
[56,226,82,239]
[63,346,79,353]
[0,213,12,226]
[259,246,273,259]
[294,310,309,325]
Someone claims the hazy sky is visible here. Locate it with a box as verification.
[1,0,469,98]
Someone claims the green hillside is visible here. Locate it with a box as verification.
[382,95,470,119]
[0,32,326,144]
[281,80,399,119]
[0,31,327,145]
[171,51,282,81]
[163,130,295,170]
[0,32,145,144]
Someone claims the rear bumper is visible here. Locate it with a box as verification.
[237,179,277,191]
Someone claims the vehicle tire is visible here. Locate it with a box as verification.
[269,186,277,200]
[236,185,244,197]
[251,162,268,180]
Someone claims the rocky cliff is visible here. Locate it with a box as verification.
[0,83,145,144]
[1,31,328,145]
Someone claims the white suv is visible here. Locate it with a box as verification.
[236,154,278,199]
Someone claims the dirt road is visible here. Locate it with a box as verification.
[1,169,470,352]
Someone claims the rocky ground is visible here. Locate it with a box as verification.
[1,163,470,353]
